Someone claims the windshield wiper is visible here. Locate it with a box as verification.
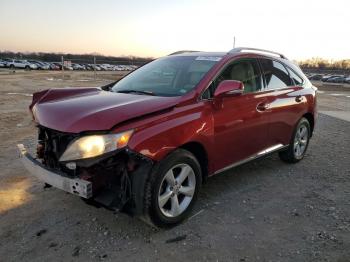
[117,90,155,96]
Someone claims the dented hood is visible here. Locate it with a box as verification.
[31,87,179,133]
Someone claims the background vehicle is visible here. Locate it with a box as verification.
[6,59,38,70]
[27,60,50,70]
[51,62,73,70]
[1,58,12,67]
[48,62,60,70]
[0,59,6,67]
[326,76,346,83]
[0,58,138,72]
[18,47,317,227]
[71,63,86,70]
[308,74,323,81]
[92,64,102,71]
[322,75,343,82]
[64,64,74,70]
[99,64,111,70]
[84,64,94,70]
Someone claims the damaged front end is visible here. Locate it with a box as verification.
[18,126,154,216]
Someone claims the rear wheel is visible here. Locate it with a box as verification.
[279,117,310,163]
[25,65,30,70]
[144,149,202,227]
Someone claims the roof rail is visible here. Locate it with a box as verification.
[228,47,287,59]
[168,50,200,56]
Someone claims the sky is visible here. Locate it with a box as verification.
[0,0,349,60]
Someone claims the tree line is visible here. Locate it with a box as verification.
[298,57,350,70]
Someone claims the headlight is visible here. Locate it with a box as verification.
[59,130,133,161]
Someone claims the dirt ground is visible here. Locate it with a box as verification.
[0,71,349,262]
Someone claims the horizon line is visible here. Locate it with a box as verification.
[1,50,350,62]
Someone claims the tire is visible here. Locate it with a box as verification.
[25,65,30,70]
[144,149,202,227]
[9,64,14,69]
[279,117,311,163]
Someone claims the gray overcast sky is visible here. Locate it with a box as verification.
[0,0,349,60]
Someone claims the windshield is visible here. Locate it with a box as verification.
[111,55,221,97]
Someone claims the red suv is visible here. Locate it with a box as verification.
[18,47,317,226]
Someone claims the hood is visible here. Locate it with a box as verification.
[31,87,180,133]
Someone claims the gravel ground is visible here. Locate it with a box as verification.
[0,72,349,262]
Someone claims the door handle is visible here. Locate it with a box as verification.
[295,95,303,103]
[256,102,269,112]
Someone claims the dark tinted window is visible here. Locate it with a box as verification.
[204,58,263,98]
[286,67,304,86]
[260,59,292,89]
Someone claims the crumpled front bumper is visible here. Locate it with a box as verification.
[17,144,93,198]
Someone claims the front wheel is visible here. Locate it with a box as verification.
[144,149,202,227]
[279,117,311,163]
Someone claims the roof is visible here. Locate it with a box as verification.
[169,47,288,60]
[228,47,287,60]
[168,51,226,57]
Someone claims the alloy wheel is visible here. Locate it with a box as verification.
[158,163,196,218]
[294,125,309,157]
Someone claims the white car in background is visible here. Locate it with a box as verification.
[7,59,38,70]
[99,64,114,71]
[114,65,126,71]
[0,59,6,67]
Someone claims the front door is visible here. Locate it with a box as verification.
[211,58,271,173]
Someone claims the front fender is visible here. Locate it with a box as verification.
[126,103,214,162]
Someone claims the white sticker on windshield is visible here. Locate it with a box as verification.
[195,56,222,62]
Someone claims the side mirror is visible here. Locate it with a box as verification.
[214,80,244,98]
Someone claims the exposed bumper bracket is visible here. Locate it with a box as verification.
[17,144,92,199]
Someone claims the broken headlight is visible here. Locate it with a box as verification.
[59,130,133,161]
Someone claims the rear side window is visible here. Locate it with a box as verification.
[259,59,292,90]
[286,67,304,86]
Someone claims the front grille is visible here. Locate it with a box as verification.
[38,126,77,172]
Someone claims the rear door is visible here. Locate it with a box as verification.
[259,58,307,146]
[14,60,24,68]
[210,58,271,172]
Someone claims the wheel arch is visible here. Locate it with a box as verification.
[302,112,314,137]
[180,141,209,182]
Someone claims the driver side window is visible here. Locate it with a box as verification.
[202,58,263,99]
